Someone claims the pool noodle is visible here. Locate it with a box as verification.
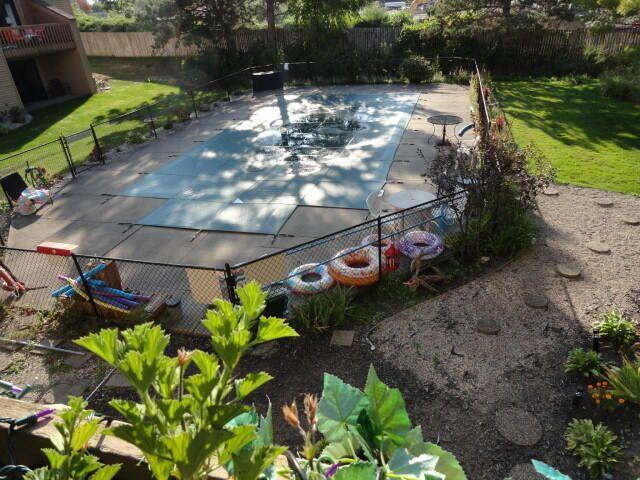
[92,293,131,310]
[51,264,107,297]
[90,289,141,308]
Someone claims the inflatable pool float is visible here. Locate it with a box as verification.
[286,263,334,295]
[398,231,444,260]
[328,247,380,287]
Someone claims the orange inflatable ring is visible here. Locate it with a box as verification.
[328,247,380,287]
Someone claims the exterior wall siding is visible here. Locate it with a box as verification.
[0,52,23,110]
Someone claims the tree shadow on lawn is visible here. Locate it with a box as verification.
[496,79,640,153]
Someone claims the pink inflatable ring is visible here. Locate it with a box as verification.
[398,231,444,260]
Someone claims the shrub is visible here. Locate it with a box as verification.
[600,71,640,103]
[8,106,26,123]
[399,55,436,83]
[354,4,388,27]
[595,310,638,349]
[291,285,353,332]
[0,124,9,136]
[173,106,191,122]
[163,119,174,130]
[282,365,467,478]
[565,419,622,478]
[74,282,298,480]
[605,355,640,405]
[125,131,146,144]
[24,397,120,480]
[564,347,605,378]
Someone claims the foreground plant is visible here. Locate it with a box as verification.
[595,311,638,350]
[283,365,467,479]
[564,348,605,378]
[605,355,640,405]
[75,281,298,480]
[25,397,121,480]
[565,419,622,478]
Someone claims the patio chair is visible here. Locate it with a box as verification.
[365,189,393,218]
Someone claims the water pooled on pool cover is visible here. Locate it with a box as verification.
[125,91,419,234]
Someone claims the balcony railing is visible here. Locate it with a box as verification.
[0,23,75,59]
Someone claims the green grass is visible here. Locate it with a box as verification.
[0,79,183,158]
[495,77,640,196]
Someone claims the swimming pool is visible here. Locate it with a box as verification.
[120,91,420,234]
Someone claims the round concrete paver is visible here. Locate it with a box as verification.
[523,292,549,309]
[496,408,543,446]
[476,316,500,335]
[508,463,544,480]
[595,198,613,207]
[622,216,640,226]
[556,263,582,278]
[543,188,559,196]
[586,241,610,254]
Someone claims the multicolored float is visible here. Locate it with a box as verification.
[286,263,334,295]
[328,247,380,287]
[398,230,445,260]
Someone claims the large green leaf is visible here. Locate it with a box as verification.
[74,328,119,365]
[423,443,467,480]
[387,448,443,480]
[364,365,411,445]
[88,464,121,480]
[333,462,377,480]
[254,316,299,345]
[236,372,273,399]
[236,281,267,325]
[531,460,572,480]
[317,373,368,442]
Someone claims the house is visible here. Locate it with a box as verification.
[0,0,94,111]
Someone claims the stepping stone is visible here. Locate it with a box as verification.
[586,241,610,254]
[508,463,544,480]
[523,292,549,309]
[476,317,500,335]
[556,263,581,278]
[106,372,130,388]
[331,330,355,347]
[594,198,613,207]
[62,353,91,369]
[542,188,559,196]
[496,408,543,446]
[250,342,278,358]
[622,216,640,225]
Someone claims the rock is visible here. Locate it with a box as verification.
[622,216,640,225]
[523,293,549,309]
[556,263,582,278]
[106,372,130,388]
[586,241,610,254]
[42,379,91,404]
[250,342,278,358]
[543,188,559,196]
[476,317,500,335]
[508,463,544,480]
[331,330,355,347]
[496,408,543,446]
[480,256,490,264]
[594,198,613,207]
[62,353,91,368]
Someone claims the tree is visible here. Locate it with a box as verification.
[287,0,368,29]
[266,0,276,46]
[148,0,252,53]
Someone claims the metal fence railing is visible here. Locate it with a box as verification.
[0,188,469,336]
[0,247,228,337]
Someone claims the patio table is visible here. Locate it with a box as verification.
[427,115,463,146]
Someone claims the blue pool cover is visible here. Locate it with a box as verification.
[124,91,419,234]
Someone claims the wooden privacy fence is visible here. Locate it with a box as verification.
[80,26,640,58]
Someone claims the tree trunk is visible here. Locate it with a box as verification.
[502,0,511,21]
[266,0,276,48]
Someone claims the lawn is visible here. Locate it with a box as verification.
[0,79,183,158]
[495,77,640,195]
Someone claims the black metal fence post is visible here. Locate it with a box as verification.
[189,90,198,119]
[59,136,76,178]
[377,216,383,283]
[70,253,100,320]
[147,105,158,140]
[224,262,239,304]
[89,124,104,164]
